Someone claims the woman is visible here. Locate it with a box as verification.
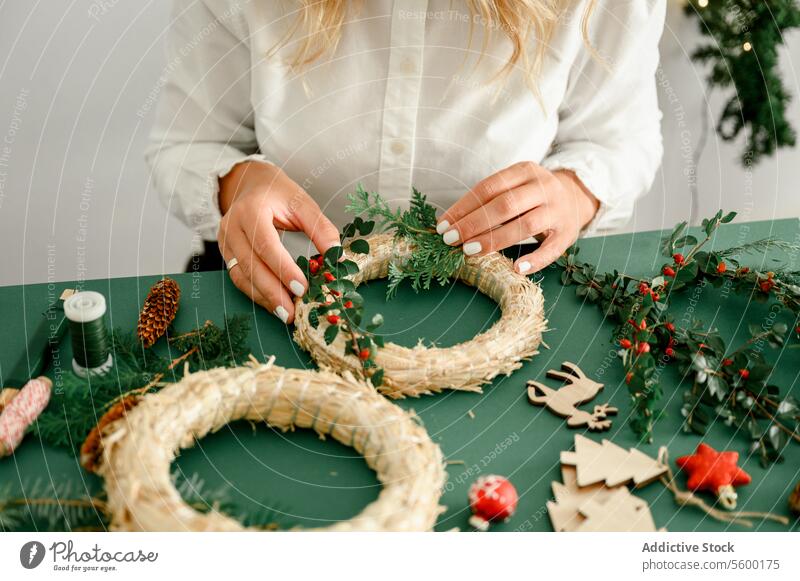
[146,0,665,323]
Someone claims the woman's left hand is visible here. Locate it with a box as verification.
[436,162,600,275]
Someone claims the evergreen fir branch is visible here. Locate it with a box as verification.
[35,316,251,452]
[716,237,800,258]
[347,185,465,295]
[0,470,292,532]
[685,0,800,164]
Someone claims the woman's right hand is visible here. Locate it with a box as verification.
[217,161,341,323]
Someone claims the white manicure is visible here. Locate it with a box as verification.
[289,280,305,297]
[436,220,450,235]
[463,241,482,256]
[274,306,289,323]
[517,261,532,274]
[443,229,460,245]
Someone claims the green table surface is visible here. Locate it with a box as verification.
[1,219,798,532]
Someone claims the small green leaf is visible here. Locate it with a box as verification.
[370,368,384,387]
[349,238,370,254]
[325,245,344,264]
[721,211,737,223]
[324,324,339,345]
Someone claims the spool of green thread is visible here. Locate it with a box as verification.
[64,291,113,378]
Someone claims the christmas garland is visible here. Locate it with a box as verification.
[293,186,546,397]
[96,359,446,532]
[686,0,800,164]
[557,210,800,464]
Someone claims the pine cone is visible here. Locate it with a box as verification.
[137,277,181,348]
[80,395,141,473]
[790,481,800,516]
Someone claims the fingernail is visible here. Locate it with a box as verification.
[436,220,450,235]
[463,241,482,256]
[443,229,460,245]
[517,261,532,274]
[274,306,289,323]
[289,280,305,297]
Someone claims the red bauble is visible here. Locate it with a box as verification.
[676,443,751,509]
[468,475,518,531]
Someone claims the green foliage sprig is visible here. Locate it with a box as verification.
[297,185,467,387]
[35,316,251,451]
[557,210,800,463]
[686,0,800,164]
[296,229,386,387]
[347,185,465,297]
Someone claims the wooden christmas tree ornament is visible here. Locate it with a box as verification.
[574,488,660,532]
[137,277,181,348]
[527,362,617,430]
[560,434,668,488]
[547,465,650,532]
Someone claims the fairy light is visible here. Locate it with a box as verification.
[743,41,753,51]
[698,0,709,7]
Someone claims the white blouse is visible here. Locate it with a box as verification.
[146,0,666,253]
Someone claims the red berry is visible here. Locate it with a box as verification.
[666,322,676,332]
[739,369,750,379]
[796,326,800,335]
[663,266,676,277]
[309,259,320,274]
[716,262,727,274]
[358,348,371,360]
[344,300,353,309]
[636,342,651,355]
[759,280,774,293]
[625,372,633,385]
[323,272,336,282]
[722,358,733,366]
[638,282,650,295]
[619,339,632,349]
[652,292,660,302]
[326,314,340,325]
[665,347,675,357]
[673,253,685,265]
[639,319,647,330]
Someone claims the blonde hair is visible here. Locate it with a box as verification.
[274,1,598,85]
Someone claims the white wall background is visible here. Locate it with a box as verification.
[0,1,798,287]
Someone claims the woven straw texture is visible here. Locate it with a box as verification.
[294,234,547,398]
[98,358,446,531]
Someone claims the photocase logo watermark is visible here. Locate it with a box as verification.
[17,540,158,573]
[19,541,46,569]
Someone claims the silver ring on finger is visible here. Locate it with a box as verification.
[226,257,239,271]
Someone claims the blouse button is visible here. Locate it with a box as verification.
[391,141,406,155]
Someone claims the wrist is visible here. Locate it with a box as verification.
[554,170,599,229]
[218,160,277,214]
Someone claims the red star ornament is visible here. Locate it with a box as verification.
[676,443,751,510]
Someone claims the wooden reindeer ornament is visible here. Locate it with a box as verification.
[527,362,617,431]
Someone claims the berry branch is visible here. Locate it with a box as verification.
[296,224,386,387]
[557,210,800,463]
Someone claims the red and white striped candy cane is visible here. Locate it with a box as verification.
[0,376,52,456]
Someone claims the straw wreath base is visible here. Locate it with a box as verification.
[97,358,446,531]
[294,233,547,398]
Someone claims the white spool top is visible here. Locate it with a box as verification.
[64,290,107,323]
